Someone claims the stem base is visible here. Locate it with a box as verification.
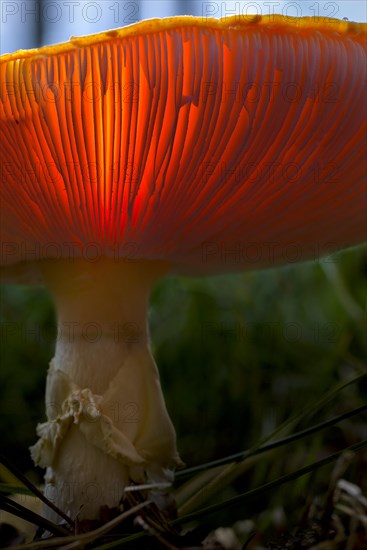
[30,259,182,521]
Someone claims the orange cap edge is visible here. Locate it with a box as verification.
[1,14,366,63]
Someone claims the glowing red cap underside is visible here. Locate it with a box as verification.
[1,16,366,274]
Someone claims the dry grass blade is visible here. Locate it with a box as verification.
[0,453,73,527]
[0,495,70,537]
[0,484,34,496]
[7,500,152,550]
[174,376,367,514]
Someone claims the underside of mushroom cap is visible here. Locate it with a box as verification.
[1,15,366,279]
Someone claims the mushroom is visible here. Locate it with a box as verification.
[1,15,366,522]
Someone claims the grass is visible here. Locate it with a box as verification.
[1,399,366,547]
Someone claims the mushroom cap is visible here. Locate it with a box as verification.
[1,15,366,279]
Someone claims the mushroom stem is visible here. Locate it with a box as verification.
[30,258,181,521]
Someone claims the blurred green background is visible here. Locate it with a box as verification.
[1,245,366,536]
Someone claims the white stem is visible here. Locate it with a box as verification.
[30,258,182,521]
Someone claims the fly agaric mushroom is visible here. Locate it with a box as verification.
[1,15,366,522]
